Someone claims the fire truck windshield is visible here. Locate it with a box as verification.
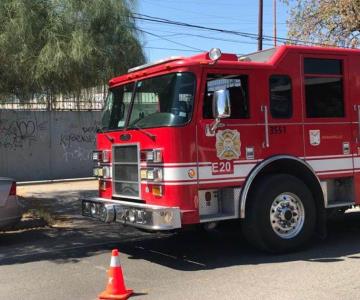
[101,72,196,130]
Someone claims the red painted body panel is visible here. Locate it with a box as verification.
[96,45,360,225]
[97,126,200,223]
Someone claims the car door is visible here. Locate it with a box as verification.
[196,69,263,189]
[302,56,353,171]
[302,55,354,206]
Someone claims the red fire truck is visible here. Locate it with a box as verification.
[82,45,360,252]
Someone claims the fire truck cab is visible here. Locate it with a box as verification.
[82,45,360,252]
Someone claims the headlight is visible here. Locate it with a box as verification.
[154,210,174,225]
[128,209,136,223]
[147,169,155,180]
[82,201,91,216]
[121,208,148,224]
[92,150,110,162]
[141,149,162,163]
[145,151,154,161]
[99,205,107,221]
[102,166,112,179]
[93,166,112,179]
[102,151,110,162]
[92,151,102,161]
[93,167,103,177]
[140,168,162,181]
[90,203,98,216]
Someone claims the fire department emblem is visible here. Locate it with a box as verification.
[309,129,320,146]
[216,129,241,160]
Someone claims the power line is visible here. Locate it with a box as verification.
[145,33,184,41]
[141,29,274,47]
[137,26,271,43]
[132,12,345,48]
[134,14,261,41]
[136,18,286,26]
[143,46,202,53]
[142,0,255,22]
[137,28,206,52]
[149,0,266,8]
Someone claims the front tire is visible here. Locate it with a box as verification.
[242,174,316,253]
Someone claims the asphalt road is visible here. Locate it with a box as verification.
[1,181,360,300]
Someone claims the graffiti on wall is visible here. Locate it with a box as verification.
[60,121,100,162]
[0,111,101,180]
[0,117,48,150]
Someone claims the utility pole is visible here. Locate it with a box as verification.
[273,0,277,47]
[258,0,263,51]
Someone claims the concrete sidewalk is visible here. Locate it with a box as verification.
[16,180,99,229]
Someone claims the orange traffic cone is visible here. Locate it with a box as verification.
[98,249,133,300]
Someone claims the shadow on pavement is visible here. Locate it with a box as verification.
[1,207,360,270]
[0,186,157,266]
[118,212,360,270]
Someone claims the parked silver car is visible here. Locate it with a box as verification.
[0,178,21,229]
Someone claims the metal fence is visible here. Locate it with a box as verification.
[0,86,106,111]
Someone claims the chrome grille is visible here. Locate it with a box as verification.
[112,144,140,199]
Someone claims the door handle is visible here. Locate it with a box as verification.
[357,105,360,143]
[261,105,270,148]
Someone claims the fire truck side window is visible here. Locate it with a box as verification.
[304,58,344,118]
[203,74,249,119]
[269,75,292,118]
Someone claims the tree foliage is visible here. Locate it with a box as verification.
[285,0,360,48]
[0,0,145,101]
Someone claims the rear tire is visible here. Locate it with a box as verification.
[242,174,316,253]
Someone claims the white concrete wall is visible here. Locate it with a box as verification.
[0,111,101,181]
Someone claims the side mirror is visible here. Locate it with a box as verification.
[212,89,231,119]
[205,89,231,136]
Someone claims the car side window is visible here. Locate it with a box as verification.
[269,75,293,119]
[304,58,344,118]
[203,74,249,119]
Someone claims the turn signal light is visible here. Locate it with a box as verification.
[152,185,163,197]
[9,181,16,196]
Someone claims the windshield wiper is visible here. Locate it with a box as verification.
[97,127,115,143]
[131,124,156,141]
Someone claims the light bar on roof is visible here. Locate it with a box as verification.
[128,56,184,73]
[209,48,222,61]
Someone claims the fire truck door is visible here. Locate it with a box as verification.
[301,56,354,200]
[197,71,263,189]
[350,56,360,204]
[260,73,304,158]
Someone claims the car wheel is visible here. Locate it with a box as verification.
[242,174,316,253]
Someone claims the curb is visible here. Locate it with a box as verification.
[18,177,96,186]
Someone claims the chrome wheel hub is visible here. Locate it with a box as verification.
[270,193,305,239]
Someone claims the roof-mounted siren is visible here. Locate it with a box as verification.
[209,48,222,63]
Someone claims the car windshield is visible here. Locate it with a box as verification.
[101,72,196,130]
[101,82,134,130]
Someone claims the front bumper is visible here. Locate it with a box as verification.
[81,197,181,230]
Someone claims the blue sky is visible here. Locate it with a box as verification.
[136,0,289,62]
